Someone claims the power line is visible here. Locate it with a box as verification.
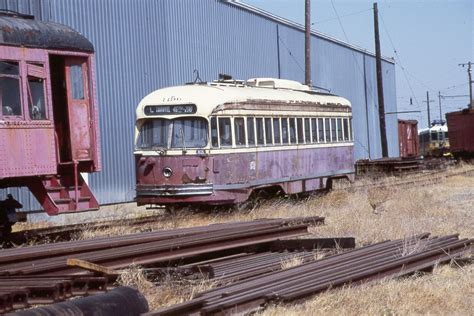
[312,8,372,25]
[378,12,420,110]
[277,35,305,75]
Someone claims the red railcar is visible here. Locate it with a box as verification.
[0,12,101,217]
[446,107,474,158]
[398,119,419,158]
[134,78,354,207]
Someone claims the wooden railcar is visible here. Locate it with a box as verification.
[134,78,354,207]
[446,107,474,159]
[0,11,101,216]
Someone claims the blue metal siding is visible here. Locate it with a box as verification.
[1,0,399,210]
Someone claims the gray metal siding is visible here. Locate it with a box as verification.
[1,0,399,210]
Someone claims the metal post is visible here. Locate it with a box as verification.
[373,2,388,157]
[305,0,311,85]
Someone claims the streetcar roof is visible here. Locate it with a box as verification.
[418,124,448,134]
[136,79,351,119]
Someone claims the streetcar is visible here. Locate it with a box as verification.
[134,77,354,207]
[418,120,450,157]
[0,10,101,229]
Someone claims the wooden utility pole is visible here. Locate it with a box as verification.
[305,0,311,85]
[458,62,473,108]
[373,2,388,157]
[423,91,434,127]
[438,91,443,121]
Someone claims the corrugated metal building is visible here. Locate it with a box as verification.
[1,0,399,210]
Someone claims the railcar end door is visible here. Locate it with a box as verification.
[64,57,92,161]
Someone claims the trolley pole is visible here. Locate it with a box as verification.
[305,0,311,86]
[373,2,388,157]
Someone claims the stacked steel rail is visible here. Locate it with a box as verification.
[0,217,323,313]
[147,234,472,315]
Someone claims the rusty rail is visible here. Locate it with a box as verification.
[146,234,472,316]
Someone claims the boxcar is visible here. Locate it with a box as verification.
[134,78,354,207]
[446,107,474,158]
[0,11,101,216]
[398,119,419,158]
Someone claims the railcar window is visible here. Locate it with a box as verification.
[0,61,22,116]
[247,117,255,146]
[430,132,437,142]
[289,118,296,144]
[297,118,303,143]
[273,118,281,144]
[28,77,47,120]
[311,118,317,143]
[218,117,232,147]
[318,118,324,142]
[171,118,208,148]
[211,117,218,147]
[324,118,330,142]
[331,118,337,142]
[234,117,246,146]
[70,64,85,100]
[264,118,272,145]
[137,119,170,149]
[343,119,349,141]
[444,132,448,139]
[304,118,311,143]
[256,118,264,145]
[337,118,343,141]
[349,118,353,141]
[281,118,289,144]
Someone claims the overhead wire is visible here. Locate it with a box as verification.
[312,8,372,25]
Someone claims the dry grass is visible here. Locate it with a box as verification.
[16,164,474,313]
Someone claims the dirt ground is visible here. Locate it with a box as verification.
[13,165,474,314]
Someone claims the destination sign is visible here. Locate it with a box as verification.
[144,104,197,115]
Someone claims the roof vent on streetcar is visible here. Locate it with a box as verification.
[245,78,311,91]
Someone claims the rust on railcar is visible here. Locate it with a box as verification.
[398,119,419,158]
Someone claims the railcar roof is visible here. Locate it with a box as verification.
[0,12,94,52]
[418,124,448,134]
[136,81,351,119]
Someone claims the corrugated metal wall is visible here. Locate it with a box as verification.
[1,0,399,210]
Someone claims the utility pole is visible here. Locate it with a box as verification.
[438,91,442,121]
[373,2,388,157]
[305,0,311,85]
[423,91,434,127]
[458,62,472,108]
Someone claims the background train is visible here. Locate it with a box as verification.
[0,11,101,234]
[446,107,474,159]
[418,120,450,157]
[134,77,354,207]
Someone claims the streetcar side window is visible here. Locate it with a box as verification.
[430,131,437,142]
[337,118,343,141]
[211,117,218,147]
[234,117,246,147]
[444,131,448,139]
[247,117,256,146]
[311,118,317,143]
[297,118,303,144]
[1,61,22,117]
[318,118,324,142]
[282,118,289,144]
[256,118,264,145]
[289,118,296,144]
[304,118,311,143]
[264,118,273,145]
[324,118,330,142]
[349,118,353,141]
[273,118,281,144]
[343,119,349,141]
[331,118,337,142]
[219,117,232,147]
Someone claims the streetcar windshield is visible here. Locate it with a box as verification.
[136,117,208,149]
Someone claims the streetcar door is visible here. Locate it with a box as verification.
[64,57,93,161]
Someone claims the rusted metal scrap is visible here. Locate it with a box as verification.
[146,234,472,316]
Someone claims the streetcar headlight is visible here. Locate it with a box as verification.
[162,167,173,178]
